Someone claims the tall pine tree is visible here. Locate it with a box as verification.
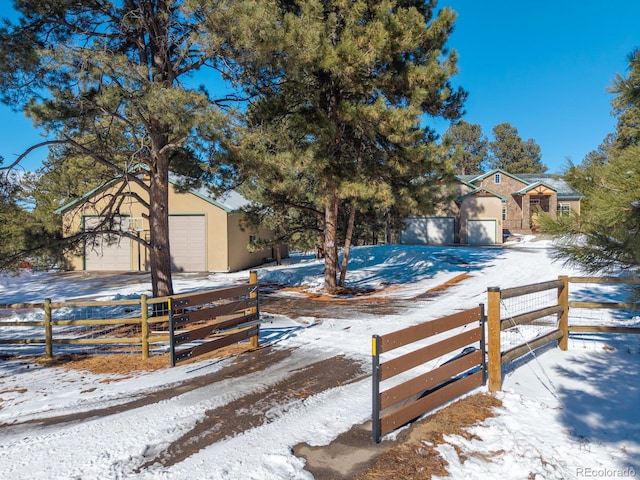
[0,1,238,297]
[541,49,640,273]
[442,120,488,175]
[205,0,466,291]
[489,122,546,173]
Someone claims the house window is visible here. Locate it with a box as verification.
[530,198,540,206]
[502,205,507,221]
[557,203,571,216]
[249,234,257,245]
[494,174,501,184]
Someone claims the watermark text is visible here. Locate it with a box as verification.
[576,467,636,478]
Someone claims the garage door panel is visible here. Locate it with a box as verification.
[84,217,131,271]
[467,220,497,245]
[425,218,455,245]
[401,217,454,245]
[169,215,206,272]
[401,218,428,244]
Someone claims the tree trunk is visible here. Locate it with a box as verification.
[323,181,339,291]
[275,243,282,265]
[338,198,357,287]
[148,159,174,299]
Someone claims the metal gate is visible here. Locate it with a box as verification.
[169,272,260,366]
[372,305,486,442]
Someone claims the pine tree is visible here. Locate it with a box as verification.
[206,0,465,291]
[489,122,546,173]
[442,120,488,175]
[0,1,237,297]
[541,49,640,274]
[0,159,29,268]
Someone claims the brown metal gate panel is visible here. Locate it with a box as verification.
[169,278,260,366]
[372,305,486,443]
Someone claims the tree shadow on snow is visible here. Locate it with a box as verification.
[552,341,640,471]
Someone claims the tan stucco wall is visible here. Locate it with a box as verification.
[225,214,282,272]
[558,198,581,216]
[458,194,504,244]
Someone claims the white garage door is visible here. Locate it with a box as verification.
[169,215,206,272]
[401,217,455,245]
[425,218,455,245]
[467,220,497,245]
[84,217,131,271]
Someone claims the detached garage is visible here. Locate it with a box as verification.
[57,176,286,273]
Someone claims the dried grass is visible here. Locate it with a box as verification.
[423,273,473,294]
[357,393,502,480]
[29,342,254,376]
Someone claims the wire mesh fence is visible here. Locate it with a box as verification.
[0,296,171,358]
[499,286,561,351]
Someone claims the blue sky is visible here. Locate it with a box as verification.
[1,1,639,174]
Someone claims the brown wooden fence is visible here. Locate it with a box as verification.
[566,276,640,335]
[486,277,569,391]
[371,305,486,443]
[0,272,260,364]
[486,275,640,392]
[169,271,260,366]
[0,295,170,359]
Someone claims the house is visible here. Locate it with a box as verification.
[56,175,287,272]
[401,169,583,245]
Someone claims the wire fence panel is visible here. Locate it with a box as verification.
[499,286,561,352]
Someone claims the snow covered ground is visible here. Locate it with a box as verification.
[0,237,639,479]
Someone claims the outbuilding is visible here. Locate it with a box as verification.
[56,176,286,272]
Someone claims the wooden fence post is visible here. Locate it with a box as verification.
[250,270,259,349]
[44,298,53,359]
[558,275,569,351]
[141,294,149,360]
[487,287,502,392]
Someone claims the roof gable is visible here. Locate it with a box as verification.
[456,186,507,203]
[455,169,584,199]
[515,181,557,195]
[55,175,251,214]
[457,168,528,187]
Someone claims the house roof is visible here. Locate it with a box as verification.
[514,181,558,195]
[456,186,508,203]
[515,174,584,199]
[55,175,252,215]
[456,169,584,200]
[189,185,251,213]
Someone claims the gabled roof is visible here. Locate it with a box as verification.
[458,168,526,186]
[55,175,251,215]
[189,185,251,213]
[515,173,584,199]
[456,186,508,203]
[514,181,557,195]
[455,169,584,200]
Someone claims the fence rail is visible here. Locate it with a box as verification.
[486,274,640,392]
[169,271,260,366]
[0,272,260,363]
[487,277,568,392]
[372,305,486,443]
[567,276,640,335]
